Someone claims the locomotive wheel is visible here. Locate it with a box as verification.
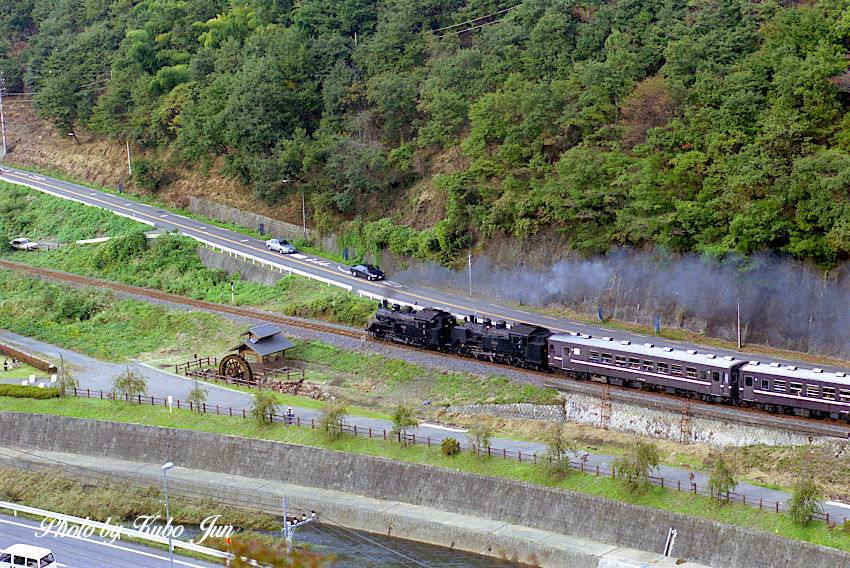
[219,354,254,384]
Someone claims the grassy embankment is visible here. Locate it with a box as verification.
[2,394,849,552]
[3,177,850,550]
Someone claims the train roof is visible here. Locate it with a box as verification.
[740,361,850,386]
[377,305,452,322]
[549,333,743,370]
[461,320,551,338]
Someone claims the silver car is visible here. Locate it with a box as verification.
[9,237,39,251]
[266,238,296,254]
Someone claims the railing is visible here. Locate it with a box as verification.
[174,356,218,375]
[175,359,306,388]
[192,235,352,293]
[68,388,848,526]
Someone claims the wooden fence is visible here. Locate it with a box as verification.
[70,387,848,527]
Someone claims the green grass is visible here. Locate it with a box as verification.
[0,362,43,379]
[2,396,848,551]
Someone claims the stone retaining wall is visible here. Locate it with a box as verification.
[1,411,847,568]
[189,197,317,243]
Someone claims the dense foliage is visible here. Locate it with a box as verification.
[0,384,60,399]
[4,0,850,265]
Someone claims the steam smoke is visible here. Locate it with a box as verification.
[396,249,850,359]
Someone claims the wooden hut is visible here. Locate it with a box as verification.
[218,323,295,384]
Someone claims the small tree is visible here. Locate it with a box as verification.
[544,423,577,479]
[467,423,492,459]
[57,374,79,398]
[789,478,823,527]
[112,368,148,402]
[251,390,280,425]
[319,400,348,440]
[612,441,662,493]
[186,378,208,413]
[390,404,419,447]
[441,437,460,456]
[707,457,737,502]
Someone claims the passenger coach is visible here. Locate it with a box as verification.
[548,333,743,403]
[739,361,850,419]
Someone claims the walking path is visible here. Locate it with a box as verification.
[3,330,850,525]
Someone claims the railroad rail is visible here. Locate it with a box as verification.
[0,259,365,340]
[2,258,849,438]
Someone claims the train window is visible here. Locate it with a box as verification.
[573,348,581,356]
[744,376,753,387]
[761,379,769,390]
[670,365,682,376]
[773,380,786,393]
[712,371,720,382]
[686,367,697,379]
[789,382,802,395]
[601,353,612,364]
[823,387,836,400]
[642,360,654,371]
[589,351,599,362]
[806,385,820,398]
[839,389,850,402]
[700,370,707,380]
[629,357,640,369]
[657,362,668,374]
[614,355,626,367]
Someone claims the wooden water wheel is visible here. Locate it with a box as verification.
[219,354,253,384]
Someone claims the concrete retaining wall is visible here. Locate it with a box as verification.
[1,412,847,568]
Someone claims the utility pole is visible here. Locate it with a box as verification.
[301,187,307,240]
[282,497,316,555]
[736,298,742,349]
[467,253,472,296]
[0,71,7,159]
[126,139,132,177]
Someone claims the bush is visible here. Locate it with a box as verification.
[441,437,460,456]
[612,441,662,493]
[250,390,279,425]
[0,384,60,399]
[111,368,148,402]
[131,158,166,191]
[318,400,348,440]
[789,478,823,527]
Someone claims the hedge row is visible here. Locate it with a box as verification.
[0,384,60,399]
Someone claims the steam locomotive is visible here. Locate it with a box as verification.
[366,302,850,421]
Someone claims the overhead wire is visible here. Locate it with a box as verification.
[432,4,518,32]
[311,516,435,568]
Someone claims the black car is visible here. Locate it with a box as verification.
[350,264,385,281]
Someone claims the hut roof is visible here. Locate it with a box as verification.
[230,323,295,356]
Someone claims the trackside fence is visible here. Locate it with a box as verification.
[69,388,848,526]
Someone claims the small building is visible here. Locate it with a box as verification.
[223,323,295,381]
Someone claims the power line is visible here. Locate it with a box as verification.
[432,4,519,33]
[438,17,508,38]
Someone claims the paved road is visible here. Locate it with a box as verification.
[0,513,220,568]
[4,331,850,524]
[1,166,843,374]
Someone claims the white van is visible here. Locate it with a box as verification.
[0,544,56,568]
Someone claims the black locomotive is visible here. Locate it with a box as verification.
[452,316,551,370]
[366,302,850,421]
[365,302,456,349]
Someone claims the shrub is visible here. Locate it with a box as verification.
[612,441,662,493]
[544,423,577,478]
[132,158,166,191]
[467,423,492,459]
[707,457,737,502]
[250,390,279,425]
[187,379,208,413]
[318,400,349,440]
[390,404,419,447]
[0,384,60,399]
[441,437,460,456]
[789,478,823,527]
[111,368,148,402]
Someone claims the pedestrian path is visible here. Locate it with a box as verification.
[3,330,849,524]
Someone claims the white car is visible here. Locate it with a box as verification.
[1,544,57,568]
[9,237,39,251]
[266,238,296,254]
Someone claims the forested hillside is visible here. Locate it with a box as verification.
[2,0,850,267]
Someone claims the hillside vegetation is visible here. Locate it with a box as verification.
[2,0,850,266]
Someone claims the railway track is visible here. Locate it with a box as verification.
[0,259,365,340]
[3,258,849,439]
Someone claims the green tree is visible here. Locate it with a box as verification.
[186,378,208,413]
[111,368,148,402]
[467,423,492,459]
[789,478,823,527]
[318,400,348,440]
[389,404,418,447]
[544,423,577,479]
[611,441,662,493]
[707,457,737,502]
[250,390,280,425]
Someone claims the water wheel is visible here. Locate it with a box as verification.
[219,354,253,384]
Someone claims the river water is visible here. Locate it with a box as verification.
[293,522,524,567]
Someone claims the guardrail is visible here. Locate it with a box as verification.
[0,499,231,561]
[68,387,848,527]
[191,235,352,292]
